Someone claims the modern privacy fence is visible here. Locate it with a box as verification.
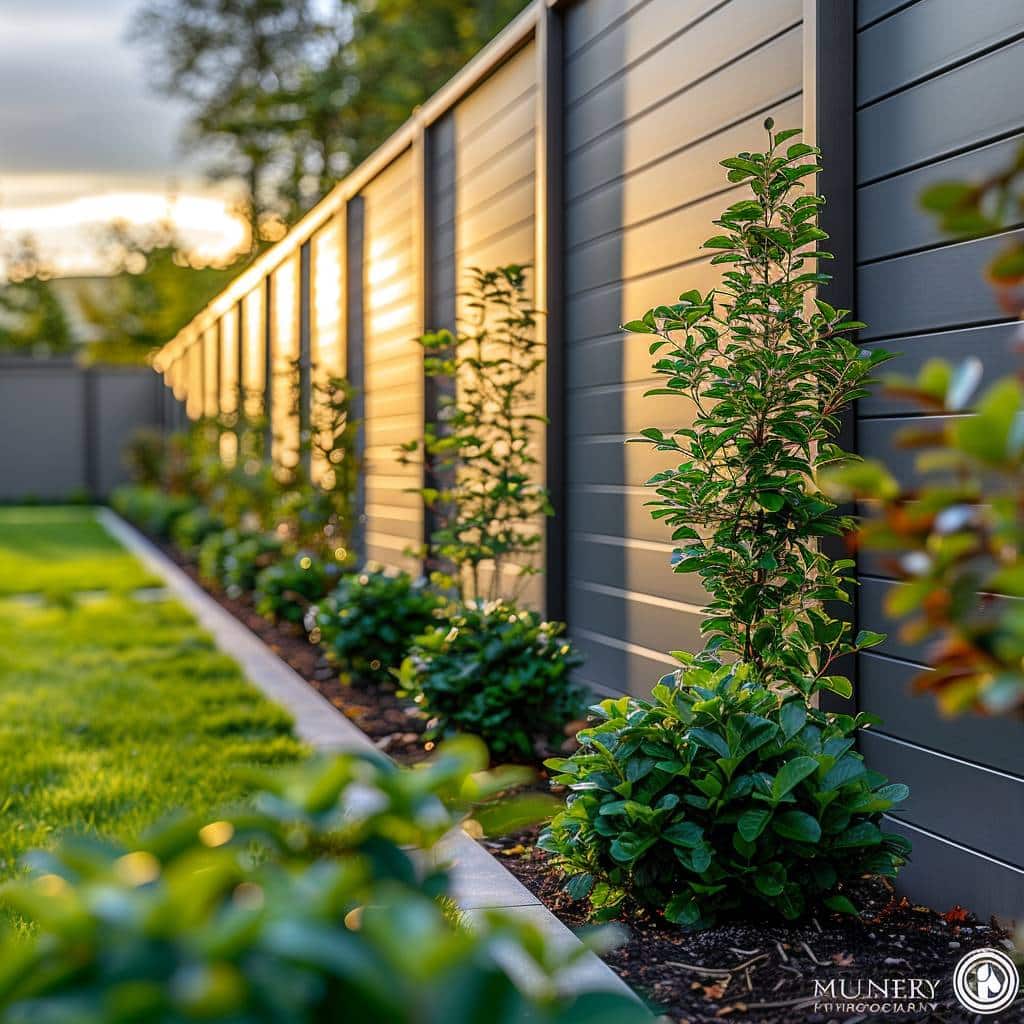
[0,358,163,501]
[155,0,1024,921]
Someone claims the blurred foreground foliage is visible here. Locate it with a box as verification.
[823,136,1024,716]
[0,738,649,1023]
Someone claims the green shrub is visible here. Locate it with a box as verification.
[542,124,908,928]
[197,527,241,584]
[123,427,168,486]
[171,505,226,555]
[400,601,585,760]
[255,551,340,624]
[0,740,649,1024]
[110,484,196,540]
[221,532,284,597]
[540,661,911,928]
[314,569,450,686]
[197,528,284,598]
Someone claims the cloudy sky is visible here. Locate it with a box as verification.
[0,0,246,277]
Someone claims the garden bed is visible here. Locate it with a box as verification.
[489,827,1017,1023]
[160,536,1020,1024]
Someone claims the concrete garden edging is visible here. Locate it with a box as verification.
[97,508,633,999]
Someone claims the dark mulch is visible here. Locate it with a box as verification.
[489,824,1020,1024]
[160,541,1021,1024]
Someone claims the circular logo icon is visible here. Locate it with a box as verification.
[953,948,1021,1016]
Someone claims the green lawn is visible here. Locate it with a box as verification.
[0,511,306,885]
[0,506,159,596]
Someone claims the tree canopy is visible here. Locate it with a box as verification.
[130,0,529,229]
[0,239,75,357]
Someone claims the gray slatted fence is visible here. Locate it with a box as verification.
[153,0,1024,922]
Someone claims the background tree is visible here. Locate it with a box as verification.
[0,237,75,356]
[129,0,325,241]
[130,0,529,228]
[75,222,241,365]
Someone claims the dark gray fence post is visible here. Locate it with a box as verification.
[82,365,99,499]
[263,275,274,461]
[299,240,313,476]
[809,0,858,715]
[346,196,367,566]
[538,3,566,622]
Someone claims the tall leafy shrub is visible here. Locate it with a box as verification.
[542,123,909,927]
[310,369,361,562]
[402,265,550,603]
[398,266,582,756]
[626,121,891,695]
[268,360,360,561]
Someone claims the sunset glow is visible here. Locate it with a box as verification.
[0,189,249,278]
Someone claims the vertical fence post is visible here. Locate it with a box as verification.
[537,1,566,622]
[263,275,274,463]
[212,320,223,418]
[413,123,435,576]
[194,336,204,422]
[235,301,245,422]
[176,355,188,431]
[82,365,99,499]
[155,366,167,436]
[346,196,367,565]
[805,0,858,714]
[299,240,313,477]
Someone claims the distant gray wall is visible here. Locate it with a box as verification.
[853,0,1024,920]
[0,358,165,501]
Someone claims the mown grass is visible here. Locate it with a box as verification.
[0,593,306,884]
[0,506,159,596]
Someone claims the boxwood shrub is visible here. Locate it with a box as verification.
[539,660,911,928]
[314,568,450,686]
[221,531,284,597]
[254,551,341,624]
[198,529,284,598]
[110,485,196,540]
[399,601,585,760]
[197,528,241,584]
[171,505,226,556]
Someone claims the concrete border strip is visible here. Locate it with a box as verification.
[96,507,634,998]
